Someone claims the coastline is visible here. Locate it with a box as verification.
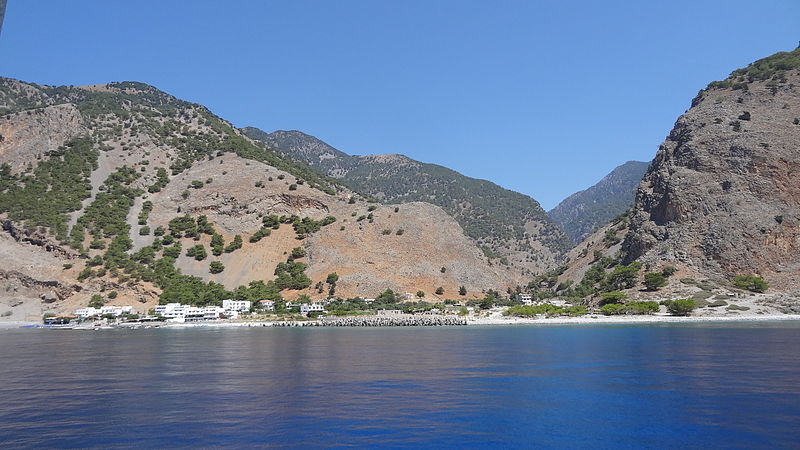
[5,313,800,330]
[467,313,800,326]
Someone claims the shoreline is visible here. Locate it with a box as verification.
[4,313,800,329]
[467,313,800,326]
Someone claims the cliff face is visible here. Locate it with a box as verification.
[623,49,800,291]
[549,160,649,244]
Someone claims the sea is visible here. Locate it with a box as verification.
[1,322,799,448]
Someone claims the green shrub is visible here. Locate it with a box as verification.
[209,261,224,274]
[732,276,768,293]
[186,244,207,261]
[643,272,667,291]
[661,266,677,277]
[667,298,696,316]
[224,235,243,253]
[726,304,750,311]
[599,291,627,305]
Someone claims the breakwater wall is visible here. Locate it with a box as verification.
[271,315,467,327]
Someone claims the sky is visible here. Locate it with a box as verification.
[1,1,798,209]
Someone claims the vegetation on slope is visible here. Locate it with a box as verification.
[548,161,648,244]
[243,128,572,264]
[0,137,97,242]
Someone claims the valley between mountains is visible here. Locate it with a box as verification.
[1,46,799,321]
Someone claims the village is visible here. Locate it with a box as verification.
[39,292,586,328]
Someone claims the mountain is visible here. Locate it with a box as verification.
[548,160,649,244]
[242,127,572,273]
[622,46,800,293]
[548,46,800,308]
[0,78,525,320]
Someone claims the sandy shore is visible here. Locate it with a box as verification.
[468,313,800,326]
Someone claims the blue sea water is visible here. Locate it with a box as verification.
[0,322,799,448]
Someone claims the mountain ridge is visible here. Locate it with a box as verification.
[243,126,572,273]
[548,160,649,244]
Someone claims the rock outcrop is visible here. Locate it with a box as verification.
[623,47,800,291]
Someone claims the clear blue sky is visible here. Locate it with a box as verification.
[2,1,798,209]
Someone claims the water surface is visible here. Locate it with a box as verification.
[1,322,799,448]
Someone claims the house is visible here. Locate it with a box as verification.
[100,305,133,316]
[153,303,224,321]
[300,303,325,316]
[363,298,376,304]
[75,305,133,318]
[259,300,275,311]
[517,293,533,305]
[75,307,101,318]
[222,299,251,312]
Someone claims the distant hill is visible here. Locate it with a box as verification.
[0,78,526,321]
[242,127,572,272]
[548,161,649,244]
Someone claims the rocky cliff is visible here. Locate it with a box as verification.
[622,47,800,292]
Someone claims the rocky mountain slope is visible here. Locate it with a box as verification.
[509,46,800,313]
[621,46,800,293]
[548,160,649,244]
[0,78,524,320]
[243,127,571,273]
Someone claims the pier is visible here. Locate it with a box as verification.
[271,314,467,327]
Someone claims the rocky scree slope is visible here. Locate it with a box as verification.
[622,47,800,293]
[548,160,649,244]
[243,127,571,274]
[0,78,522,319]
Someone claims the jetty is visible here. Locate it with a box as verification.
[271,314,467,327]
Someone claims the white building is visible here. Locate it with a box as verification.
[223,299,251,312]
[300,303,325,316]
[75,307,101,318]
[154,303,225,321]
[75,305,133,318]
[259,300,275,311]
[517,293,533,305]
[101,305,133,316]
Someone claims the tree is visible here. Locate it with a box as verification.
[643,272,667,291]
[224,235,242,253]
[459,286,467,296]
[601,263,641,291]
[326,273,339,285]
[435,287,444,295]
[732,276,768,293]
[107,291,118,299]
[667,298,696,316]
[211,233,224,256]
[186,244,207,261]
[88,294,104,308]
[291,247,306,259]
[209,261,224,274]
[599,291,627,305]
[416,290,425,298]
[377,289,400,303]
